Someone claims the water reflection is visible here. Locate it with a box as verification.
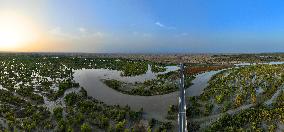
[73,65,221,120]
[78,65,179,83]
[186,70,221,96]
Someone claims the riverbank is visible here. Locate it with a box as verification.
[73,69,221,121]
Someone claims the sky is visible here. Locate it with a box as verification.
[1,0,284,53]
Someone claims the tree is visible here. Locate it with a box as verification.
[235,95,243,107]
[149,118,156,128]
[81,123,91,132]
[53,107,63,121]
[115,120,126,132]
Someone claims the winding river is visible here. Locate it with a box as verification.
[73,66,221,120]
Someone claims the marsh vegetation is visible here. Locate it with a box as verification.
[0,55,174,131]
[103,70,195,96]
[177,64,284,131]
[3,53,284,131]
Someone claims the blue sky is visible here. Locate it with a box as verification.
[1,0,284,53]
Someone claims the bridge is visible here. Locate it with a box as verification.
[178,63,187,132]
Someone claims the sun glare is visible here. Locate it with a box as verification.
[0,12,38,51]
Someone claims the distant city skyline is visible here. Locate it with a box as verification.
[1,0,284,53]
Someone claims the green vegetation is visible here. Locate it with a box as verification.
[0,54,173,131]
[121,62,148,76]
[157,71,178,79]
[62,57,150,76]
[9,53,284,131]
[206,104,284,131]
[53,80,80,99]
[104,79,122,90]
[168,64,284,131]
[206,90,284,131]
[201,64,284,108]
[53,107,63,121]
[166,105,178,120]
[103,74,195,96]
[151,64,167,73]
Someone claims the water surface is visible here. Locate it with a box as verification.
[73,67,221,120]
[96,65,179,83]
[186,70,221,96]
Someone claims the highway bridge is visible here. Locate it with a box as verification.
[179,63,187,132]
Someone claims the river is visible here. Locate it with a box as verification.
[73,66,221,120]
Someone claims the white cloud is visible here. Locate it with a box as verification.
[155,22,165,28]
[155,21,176,30]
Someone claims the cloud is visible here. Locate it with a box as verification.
[49,27,76,40]
[155,21,176,30]
[78,27,87,33]
[155,22,165,28]
[91,32,104,38]
[47,27,108,52]
[49,27,105,39]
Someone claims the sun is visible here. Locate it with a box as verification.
[0,12,38,51]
